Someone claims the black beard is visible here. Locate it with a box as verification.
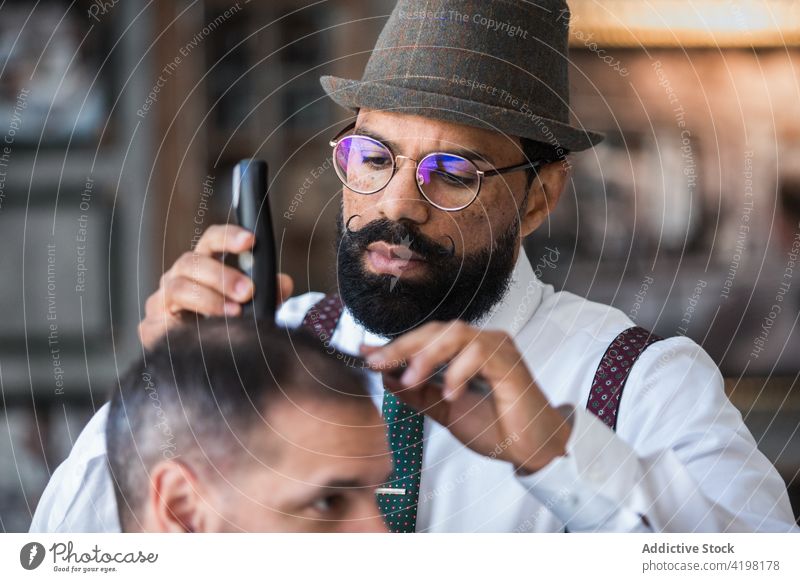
[334,206,518,338]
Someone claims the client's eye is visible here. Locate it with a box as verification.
[312,494,343,514]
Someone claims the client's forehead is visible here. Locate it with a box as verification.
[237,397,390,493]
[261,395,383,458]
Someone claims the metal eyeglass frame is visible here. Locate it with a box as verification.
[329,121,555,212]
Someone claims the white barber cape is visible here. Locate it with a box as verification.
[30,248,797,532]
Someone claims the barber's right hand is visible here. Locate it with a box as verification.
[138,224,294,350]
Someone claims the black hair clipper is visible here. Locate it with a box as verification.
[233,159,277,322]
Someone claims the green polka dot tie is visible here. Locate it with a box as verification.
[376,390,424,533]
[300,295,424,533]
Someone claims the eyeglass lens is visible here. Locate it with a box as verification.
[333,135,480,210]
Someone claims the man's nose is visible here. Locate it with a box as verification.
[375,158,429,225]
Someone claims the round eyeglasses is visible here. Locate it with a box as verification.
[329,122,555,212]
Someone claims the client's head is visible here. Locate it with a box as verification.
[106,318,391,532]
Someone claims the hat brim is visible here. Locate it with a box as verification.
[320,75,603,153]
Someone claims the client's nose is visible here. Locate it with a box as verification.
[360,512,390,533]
[342,498,389,533]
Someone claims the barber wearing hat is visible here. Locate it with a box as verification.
[32,0,797,532]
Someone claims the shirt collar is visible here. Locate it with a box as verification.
[360,245,544,345]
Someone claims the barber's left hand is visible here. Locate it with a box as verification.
[361,321,572,474]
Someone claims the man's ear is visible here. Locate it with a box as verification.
[520,159,569,238]
[146,459,214,533]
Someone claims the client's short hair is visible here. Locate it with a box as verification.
[106,318,372,531]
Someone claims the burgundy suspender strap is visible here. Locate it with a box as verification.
[300,294,345,342]
[586,326,665,431]
[299,295,665,433]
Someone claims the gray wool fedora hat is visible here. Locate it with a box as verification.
[320,0,603,153]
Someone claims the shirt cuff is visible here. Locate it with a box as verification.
[515,405,651,532]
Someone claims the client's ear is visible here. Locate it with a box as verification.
[147,459,213,533]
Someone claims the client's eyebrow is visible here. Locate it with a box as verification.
[355,124,496,165]
[322,478,369,490]
[316,469,395,492]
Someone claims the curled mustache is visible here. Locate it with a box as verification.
[343,214,456,260]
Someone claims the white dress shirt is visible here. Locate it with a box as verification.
[30,248,798,532]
